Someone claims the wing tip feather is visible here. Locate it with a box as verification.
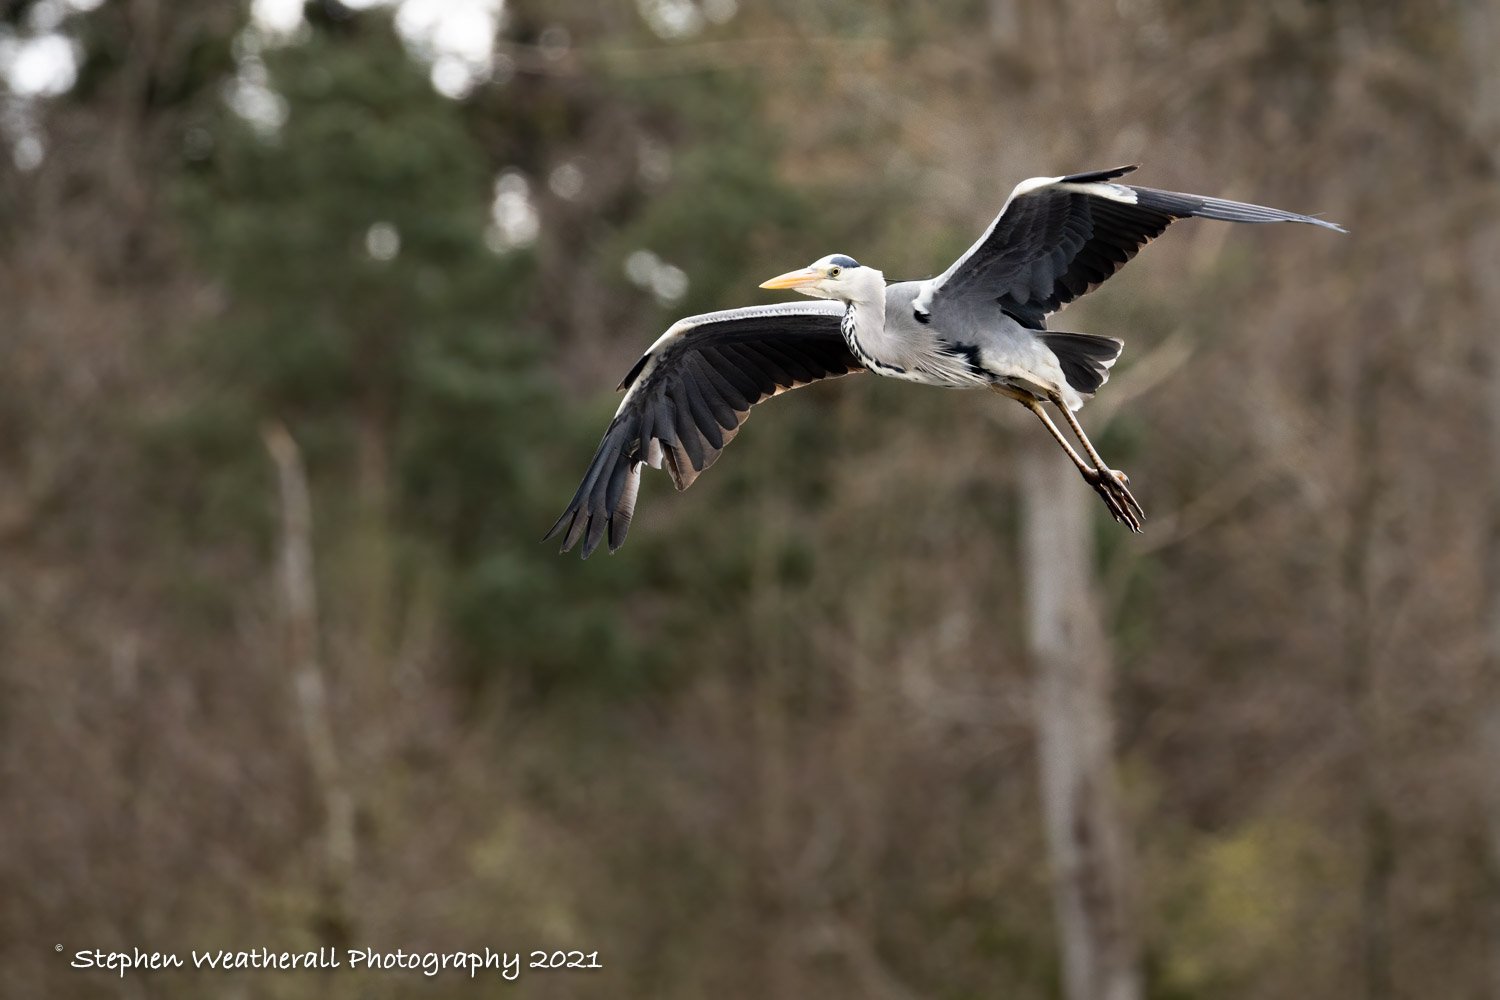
[1059,163,1140,184]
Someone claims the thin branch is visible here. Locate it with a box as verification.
[800,916,924,1000]
[1088,330,1195,432]
[498,36,889,79]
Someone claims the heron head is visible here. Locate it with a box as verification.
[759,254,870,301]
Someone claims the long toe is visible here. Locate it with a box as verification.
[1089,478,1134,530]
[1107,469,1146,526]
[1086,469,1144,532]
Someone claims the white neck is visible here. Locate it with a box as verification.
[840,268,913,374]
[839,266,886,311]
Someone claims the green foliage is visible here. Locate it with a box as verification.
[174,13,656,694]
[183,25,491,414]
[1156,819,1346,997]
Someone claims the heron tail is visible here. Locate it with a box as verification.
[1040,332,1123,396]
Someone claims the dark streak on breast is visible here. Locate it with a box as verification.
[946,342,986,378]
[842,306,906,376]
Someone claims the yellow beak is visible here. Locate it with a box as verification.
[759,267,822,290]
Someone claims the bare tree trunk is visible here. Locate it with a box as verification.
[264,423,357,951]
[1019,438,1140,1000]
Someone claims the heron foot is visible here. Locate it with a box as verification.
[1082,467,1145,532]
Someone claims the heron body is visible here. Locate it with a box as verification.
[548,165,1344,557]
[833,273,1094,402]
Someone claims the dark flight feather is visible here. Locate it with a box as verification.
[931,166,1345,327]
[546,307,862,557]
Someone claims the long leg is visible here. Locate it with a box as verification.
[1024,399,1092,474]
[1050,393,1111,472]
[1045,393,1145,528]
[1022,398,1144,532]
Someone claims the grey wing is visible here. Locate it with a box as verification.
[546,302,862,557]
[917,165,1346,328]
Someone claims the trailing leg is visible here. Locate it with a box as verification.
[1023,397,1144,532]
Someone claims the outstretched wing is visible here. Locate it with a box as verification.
[546,301,861,557]
[916,165,1345,328]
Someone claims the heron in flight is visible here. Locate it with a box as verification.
[548,165,1343,556]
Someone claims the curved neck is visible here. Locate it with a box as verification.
[839,267,886,312]
[840,272,902,373]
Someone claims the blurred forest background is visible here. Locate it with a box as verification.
[1,0,1495,997]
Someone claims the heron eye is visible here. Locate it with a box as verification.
[828,266,841,278]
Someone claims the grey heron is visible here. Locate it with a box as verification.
[547,165,1343,556]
